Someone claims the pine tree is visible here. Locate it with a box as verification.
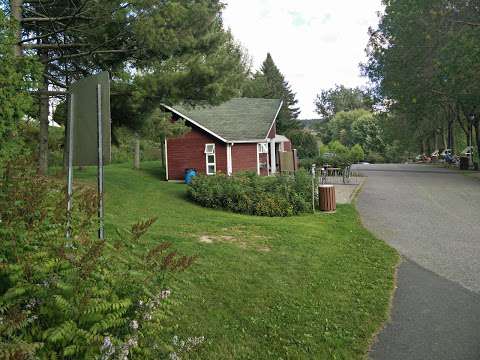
[8,0,248,174]
[244,53,300,133]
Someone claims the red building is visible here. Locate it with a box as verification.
[161,98,298,181]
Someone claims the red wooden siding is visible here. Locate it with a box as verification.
[267,120,276,139]
[232,143,257,174]
[283,141,292,151]
[167,124,227,180]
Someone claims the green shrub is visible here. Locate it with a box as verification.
[0,159,196,358]
[350,144,365,163]
[366,151,386,164]
[285,129,319,158]
[187,171,312,217]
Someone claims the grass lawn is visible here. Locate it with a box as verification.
[73,161,398,359]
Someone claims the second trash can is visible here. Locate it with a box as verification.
[319,185,336,212]
[184,168,197,184]
[460,156,469,170]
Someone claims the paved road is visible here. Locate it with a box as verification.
[354,164,480,360]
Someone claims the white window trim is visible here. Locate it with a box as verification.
[270,141,277,175]
[205,143,216,175]
[258,142,268,154]
[205,143,215,154]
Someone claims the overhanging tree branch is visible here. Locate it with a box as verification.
[22,43,89,49]
[21,16,93,22]
[46,49,131,62]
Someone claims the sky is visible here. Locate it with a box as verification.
[222,0,384,119]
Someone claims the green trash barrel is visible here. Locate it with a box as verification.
[460,156,469,170]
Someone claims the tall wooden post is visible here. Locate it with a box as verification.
[134,134,140,169]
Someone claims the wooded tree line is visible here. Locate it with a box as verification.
[309,84,397,164]
[1,0,303,173]
[363,0,480,159]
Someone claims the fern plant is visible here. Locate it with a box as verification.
[1,160,196,359]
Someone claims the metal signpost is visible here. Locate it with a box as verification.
[66,93,75,240]
[311,164,316,213]
[66,72,111,240]
[97,83,104,240]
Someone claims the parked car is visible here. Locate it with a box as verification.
[415,154,431,162]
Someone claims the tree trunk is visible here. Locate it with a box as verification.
[451,122,455,153]
[441,126,448,150]
[11,0,23,57]
[447,114,454,151]
[38,48,49,175]
[134,134,140,169]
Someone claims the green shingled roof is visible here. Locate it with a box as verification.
[166,98,282,142]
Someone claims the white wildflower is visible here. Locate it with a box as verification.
[100,336,115,360]
[169,352,181,360]
[130,320,139,331]
[160,289,171,300]
[172,335,179,346]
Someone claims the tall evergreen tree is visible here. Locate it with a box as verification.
[243,53,300,133]
[6,0,249,174]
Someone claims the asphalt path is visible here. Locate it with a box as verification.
[354,164,480,360]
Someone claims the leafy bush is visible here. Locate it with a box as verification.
[0,159,196,358]
[299,158,316,171]
[384,140,407,163]
[350,144,365,163]
[366,151,386,164]
[187,171,312,217]
[285,129,319,158]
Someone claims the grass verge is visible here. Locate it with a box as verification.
[73,161,399,359]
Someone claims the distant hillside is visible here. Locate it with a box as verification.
[298,118,327,129]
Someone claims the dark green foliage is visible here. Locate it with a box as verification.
[0,10,41,164]
[188,171,312,217]
[363,0,480,158]
[243,53,300,133]
[300,141,358,169]
[365,152,386,164]
[285,129,319,159]
[0,159,195,358]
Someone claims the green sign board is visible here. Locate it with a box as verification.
[69,71,111,166]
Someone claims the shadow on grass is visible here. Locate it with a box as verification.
[141,163,166,181]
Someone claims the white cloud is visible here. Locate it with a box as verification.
[222,0,383,118]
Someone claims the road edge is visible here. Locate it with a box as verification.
[352,175,403,359]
